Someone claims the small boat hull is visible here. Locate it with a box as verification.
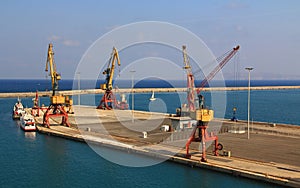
[20,113,36,132]
[12,113,21,120]
[20,124,36,132]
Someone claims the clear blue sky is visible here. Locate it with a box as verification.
[0,0,299,80]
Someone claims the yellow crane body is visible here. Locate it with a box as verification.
[100,47,121,91]
[190,109,214,122]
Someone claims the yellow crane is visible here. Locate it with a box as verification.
[97,47,128,110]
[45,43,73,113]
[43,43,71,128]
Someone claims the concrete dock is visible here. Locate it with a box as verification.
[33,105,300,187]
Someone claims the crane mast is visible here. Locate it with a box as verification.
[45,43,61,96]
[182,45,196,112]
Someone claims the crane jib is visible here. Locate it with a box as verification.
[196,45,240,94]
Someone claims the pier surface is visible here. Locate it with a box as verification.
[34,106,300,187]
[1,85,300,98]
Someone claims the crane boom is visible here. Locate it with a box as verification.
[45,43,61,96]
[101,47,121,91]
[196,45,240,94]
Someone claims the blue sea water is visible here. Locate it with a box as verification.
[1,79,300,92]
[0,101,277,188]
[0,79,298,187]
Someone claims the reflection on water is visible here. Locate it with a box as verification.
[16,120,21,127]
[24,132,36,140]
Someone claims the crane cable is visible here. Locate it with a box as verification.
[192,48,233,79]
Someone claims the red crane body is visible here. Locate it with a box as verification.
[182,45,196,112]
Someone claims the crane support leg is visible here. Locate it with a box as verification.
[185,123,222,162]
[200,127,207,162]
[43,104,70,128]
[97,90,128,110]
[97,90,116,110]
[185,126,198,159]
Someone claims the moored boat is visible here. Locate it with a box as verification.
[20,112,36,131]
[12,99,25,120]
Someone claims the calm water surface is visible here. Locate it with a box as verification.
[0,97,279,188]
[1,80,296,187]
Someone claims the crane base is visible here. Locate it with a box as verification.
[185,123,221,162]
[97,90,128,110]
[43,104,70,128]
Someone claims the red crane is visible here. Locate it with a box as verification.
[183,45,240,162]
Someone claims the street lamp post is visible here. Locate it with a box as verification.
[245,67,253,139]
[77,72,81,106]
[130,70,136,123]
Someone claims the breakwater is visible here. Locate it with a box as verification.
[1,85,300,98]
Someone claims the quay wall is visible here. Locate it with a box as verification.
[36,124,300,188]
